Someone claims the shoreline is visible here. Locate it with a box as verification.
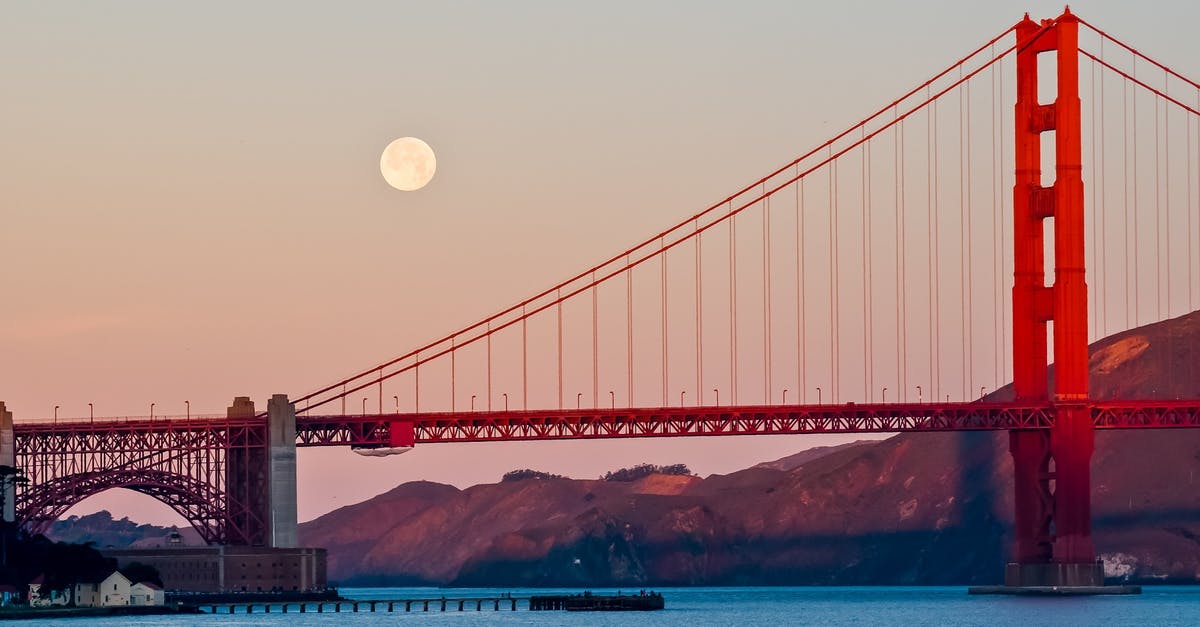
[0,605,202,620]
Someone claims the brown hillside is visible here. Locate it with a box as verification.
[299,310,1200,586]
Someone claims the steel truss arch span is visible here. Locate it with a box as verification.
[18,469,228,543]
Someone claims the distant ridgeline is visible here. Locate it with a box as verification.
[502,464,693,483]
[45,511,192,548]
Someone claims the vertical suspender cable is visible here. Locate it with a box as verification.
[592,272,599,408]
[1100,40,1109,336]
[862,135,871,400]
[863,136,872,400]
[1164,69,1171,318]
[1190,89,1196,312]
[993,46,1001,387]
[830,153,838,402]
[522,305,527,410]
[928,88,936,399]
[764,191,772,403]
[1134,61,1140,326]
[487,323,492,411]
[899,117,907,400]
[628,254,638,405]
[627,256,634,407]
[933,98,942,399]
[696,221,703,404]
[1091,56,1099,340]
[557,289,563,409]
[731,208,739,404]
[959,75,967,399]
[895,110,903,399]
[1124,77,1132,328]
[1000,54,1009,381]
[964,76,973,399]
[662,237,668,407]
[1155,77,1163,319]
[797,173,805,403]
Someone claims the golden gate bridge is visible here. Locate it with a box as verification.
[6,8,1200,589]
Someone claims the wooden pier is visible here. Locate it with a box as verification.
[199,591,663,613]
[201,596,520,614]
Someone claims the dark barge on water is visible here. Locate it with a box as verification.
[530,591,665,611]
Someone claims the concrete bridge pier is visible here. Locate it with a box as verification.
[266,394,297,548]
[224,395,298,547]
[0,402,12,522]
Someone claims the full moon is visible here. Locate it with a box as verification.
[380,137,436,191]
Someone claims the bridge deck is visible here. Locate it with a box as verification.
[15,401,1200,446]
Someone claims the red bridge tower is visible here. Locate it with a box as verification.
[1009,9,1100,587]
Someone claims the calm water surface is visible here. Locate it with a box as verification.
[12,586,1200,626]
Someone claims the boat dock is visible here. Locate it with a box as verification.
[530,591,665,611]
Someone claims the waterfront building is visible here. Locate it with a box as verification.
[103,546,326,593]
[130,581,165,606]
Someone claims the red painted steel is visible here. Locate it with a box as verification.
[292,402,1200,445]
[1048,9,1095,565]
[1010,13,1055,566]
[14,399,1200,542]
[14,416,266,544]
[1010,9,1096,569]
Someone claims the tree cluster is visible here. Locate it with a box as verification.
[600,463,692,482]
[501,469,564,482]
[0,527,163,590]
[0,532,113,590]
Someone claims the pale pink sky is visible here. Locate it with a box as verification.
[3,1,1198,525]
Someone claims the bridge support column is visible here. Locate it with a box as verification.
[0,402,13,522]
[267,394,298,548]
[226,397,267,545]
[1004,9,1103,589]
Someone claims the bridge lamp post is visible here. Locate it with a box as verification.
[680,391,686,407]
[609,391,615,409]
[783,389,788,405]
[53,405,59,423]
[185,400,190,421]
[362,397,368,415]
[150,403,155,421]
[713,389,719,407]
[577,393,582,410]
[916,386,922,404]
[470,395,476,411]
[502,393,508,412]
[816,387,822,405]
[393,395,399,412]
[88,403,93,423]
[882,387,888,403]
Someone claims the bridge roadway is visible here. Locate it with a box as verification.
[11,398,1199,546]
[15,400,1200,445]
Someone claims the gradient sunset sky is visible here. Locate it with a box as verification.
[4,1,1199,525]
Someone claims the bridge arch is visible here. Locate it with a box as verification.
[17,469,228,544]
